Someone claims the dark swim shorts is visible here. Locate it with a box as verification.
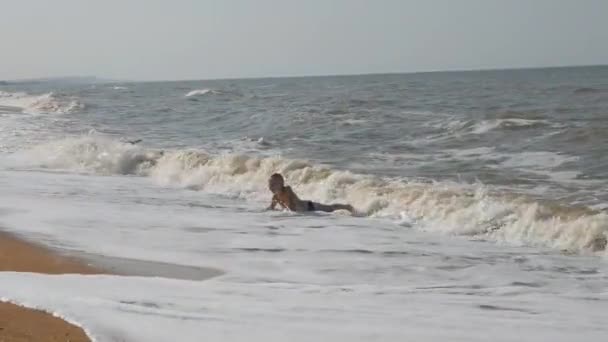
[307,201,315,211]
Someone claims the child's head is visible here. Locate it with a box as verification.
[268,173,284,193]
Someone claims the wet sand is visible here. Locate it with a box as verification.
[0,232,99,342]
[0,230,223,341]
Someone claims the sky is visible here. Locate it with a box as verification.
[1,0,607,81]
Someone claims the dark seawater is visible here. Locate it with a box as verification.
[5,66,608,201]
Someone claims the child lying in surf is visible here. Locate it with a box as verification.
[267,173,354,213]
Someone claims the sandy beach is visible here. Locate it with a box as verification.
[0,232,100,342]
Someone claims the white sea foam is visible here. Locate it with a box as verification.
[0,91,84,114]
[429,118,550,136]
[497,151,588,183]
[185,89,215,97]
[1,168,607,342]
[500,151,578,170]
[7,135,161,174]
[9,135,608,255]
[4,270,604,342]
[469,118,547,134]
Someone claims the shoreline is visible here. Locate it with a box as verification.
[0,231,102,342]
[0,230,224,342]
[0,231,102,274]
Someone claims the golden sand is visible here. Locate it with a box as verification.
[0,232,103,342]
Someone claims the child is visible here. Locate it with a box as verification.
[267,173,354,213]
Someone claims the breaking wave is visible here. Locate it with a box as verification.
[430,118,551,138]
[8,135,608,255]
[0,91,84,114]
[469,118,548,134]
[185,89,218,97]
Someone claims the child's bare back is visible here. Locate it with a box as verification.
[267,173,353,213]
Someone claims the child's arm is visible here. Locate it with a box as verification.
[267,195,279,210]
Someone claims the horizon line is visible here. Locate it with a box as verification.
[107,63,608,84]
[4,63,607,84]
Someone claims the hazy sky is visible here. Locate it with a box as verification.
[2,0,607,80]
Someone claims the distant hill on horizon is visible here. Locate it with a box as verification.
[2,64,607,85]
[0,76,118,85]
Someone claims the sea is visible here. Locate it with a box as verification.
[1,66,607,341]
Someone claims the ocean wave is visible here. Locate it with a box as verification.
[469,118,548,134]
[495,110,547,120]
[342,119,368,125]
[500,151,578,170]
[428,117,549,137]
[0,91,84,114]
[573,87,606,95]
[8,136,161,174]
[9,135,608,255]
[184,89,220,97]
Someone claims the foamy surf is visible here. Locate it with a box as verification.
[7,135,607,255]
[470,118,549,134]
[0,91,84,114]
[434,118,551,135]
[185,89,215,97]
[1,67,608,342]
